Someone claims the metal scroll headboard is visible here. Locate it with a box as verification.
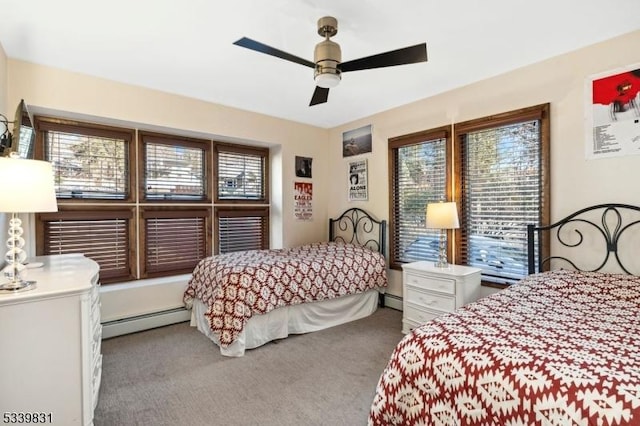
[527,203,640,275]
[329,208,387,256]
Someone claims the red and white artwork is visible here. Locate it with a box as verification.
[587,64,640,159]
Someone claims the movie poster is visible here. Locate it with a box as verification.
[294,181,313,221]
[348,159,368,201]
[586,64,640,159]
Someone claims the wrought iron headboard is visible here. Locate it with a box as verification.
[329,208,387,256]
[527,203,640,275]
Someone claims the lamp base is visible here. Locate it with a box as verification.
[434,228,450,269]
[0,280,37,294]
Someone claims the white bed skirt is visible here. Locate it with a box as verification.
[190,289,380,357]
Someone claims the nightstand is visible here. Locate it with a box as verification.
[402,261,481,333]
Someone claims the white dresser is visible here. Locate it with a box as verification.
[402,261,481,333]
[0,254,101,426]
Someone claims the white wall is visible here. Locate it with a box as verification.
[328,29,640,298]
[4,30,640,319]
[5,60,331,321]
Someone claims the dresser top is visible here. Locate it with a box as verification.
[0,254,99,305]
[402,261,481,276]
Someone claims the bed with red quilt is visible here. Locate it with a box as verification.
[369,203,640,425]
[184,208,388,357]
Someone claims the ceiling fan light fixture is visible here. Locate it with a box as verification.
[233,15,428,106]
[315,72,341,88]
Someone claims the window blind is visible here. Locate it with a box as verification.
[142,209,209,275]
[217,148,266,201]
[41,210,133,282]
[216,208,269,254]
[391,136,447,266]
[44,128,129,200]
[144,141,206,201]
[459,120,541,283]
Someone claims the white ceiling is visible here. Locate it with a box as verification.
[1,0,639,128]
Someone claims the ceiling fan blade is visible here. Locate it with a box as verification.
[340,43,427,73]
[309,86,329,106]
[233,37,316,68]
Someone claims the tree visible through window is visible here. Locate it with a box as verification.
[35,117,270,283]
[455,104,550,284]
[388,105,549,286]
[389,127,450,269]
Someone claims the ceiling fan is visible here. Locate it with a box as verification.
[233,16,428,106]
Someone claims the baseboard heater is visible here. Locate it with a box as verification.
[383,293,402,311]
[102,307,191,339]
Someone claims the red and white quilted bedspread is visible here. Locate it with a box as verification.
[369,269,640,426]
[184,242,387,347]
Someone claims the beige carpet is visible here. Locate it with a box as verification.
[94,307,403,426]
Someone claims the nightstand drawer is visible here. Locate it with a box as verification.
[404,304,440,326]
[405,286,455,312]
[405,273,455,294]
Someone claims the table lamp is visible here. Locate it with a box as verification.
[0,154,58,293]
[426,201,459,268]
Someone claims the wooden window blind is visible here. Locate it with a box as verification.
[215,207,269,254]
[39,120,132,200]
[141,209,211,276]
[215,145,268,202]
[141,133,209,202]
[38,210,134,282]
[388,128,450,269]
[455,104,550,284]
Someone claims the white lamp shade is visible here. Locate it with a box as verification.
[0,157,58,213]
[426,202,459,229]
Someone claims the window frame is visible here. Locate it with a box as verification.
[453,103,550,286]
[388,126,452,270]
[34,117,136,204]
[214,206,270,255]
[36,206,137,283]
[140,206,212,278]
[213,142,270,204]
[34,115,270,284]
[139,131,212,204]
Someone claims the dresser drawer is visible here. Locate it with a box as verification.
[405,286,455,312]
[403,304,441,326]
[405,273,455,294]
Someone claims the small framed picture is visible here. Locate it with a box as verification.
[295,156,312,178]
[348,159,368,201]
[342,125,372,157]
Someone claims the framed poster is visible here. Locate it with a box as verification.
[348,159,368,201]
[294,181,313,221]
[586,64,640,159]
[295,156,312,178]
[342,124,372,157]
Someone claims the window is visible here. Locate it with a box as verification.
[37,209,135,282]
[214,144,270,253]
[215,144,268,202]
[388,127,451,269]
[141,208,210,276]
[388,105,549,285]
[38,119,134,201]
[215,207,269,254]
[455,104,550,284]
[141,132,209,202]
[35,118,137,283]
[35,117,269,283]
